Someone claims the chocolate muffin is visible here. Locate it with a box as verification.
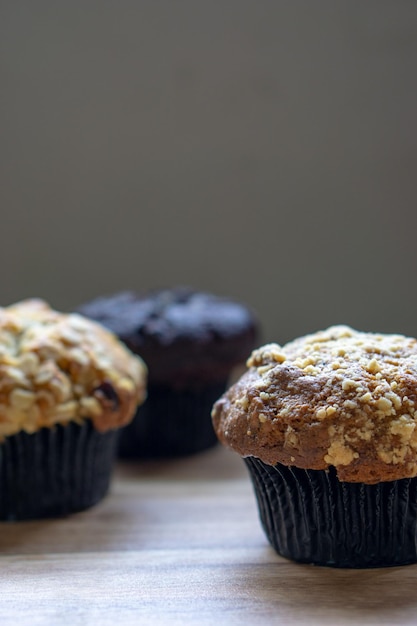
[77,287,258,457]
[212,325,417,567]
[0,299,147,520]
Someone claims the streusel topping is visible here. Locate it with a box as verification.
[212,325,417,483]
[0,299,147,438]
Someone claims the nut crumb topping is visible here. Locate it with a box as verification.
[212,325,417,483]
[0,299,147,438]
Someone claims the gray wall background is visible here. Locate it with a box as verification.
[1,1,417,345]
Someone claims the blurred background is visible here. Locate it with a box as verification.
[1,1,416,345]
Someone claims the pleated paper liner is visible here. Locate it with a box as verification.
[244,457,417,568]
[0,420,118,521]
[118,381,226,458]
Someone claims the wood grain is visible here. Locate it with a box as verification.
[0,445,416,625]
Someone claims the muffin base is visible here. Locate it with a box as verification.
[118,382,225,458]
[245,457,417,568]
[0,421,118,521]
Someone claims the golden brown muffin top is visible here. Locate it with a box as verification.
[0,299,147,438]
[212,325,417,484]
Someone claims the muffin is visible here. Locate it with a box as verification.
[77,287,258,458]
[212,325,417,568]
[0,299,146,520]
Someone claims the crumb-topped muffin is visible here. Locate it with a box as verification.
[0,299,147,520]
[78,287,258,457]
[212,325,417,567]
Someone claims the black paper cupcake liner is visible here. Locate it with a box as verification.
[245,457,417,568]
[118,382,226,458]
[0,420,118,521]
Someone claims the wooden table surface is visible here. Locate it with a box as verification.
[0,444,416,625]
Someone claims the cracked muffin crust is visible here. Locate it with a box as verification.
[0,299,147,439]
[212,325,417,484]
[77,287,259,458]
[76,287,258,386]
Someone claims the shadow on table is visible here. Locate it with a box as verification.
[232,547,417,623]
[0,445,256,557]
[115,443,247,482]
[0,485,151,556]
